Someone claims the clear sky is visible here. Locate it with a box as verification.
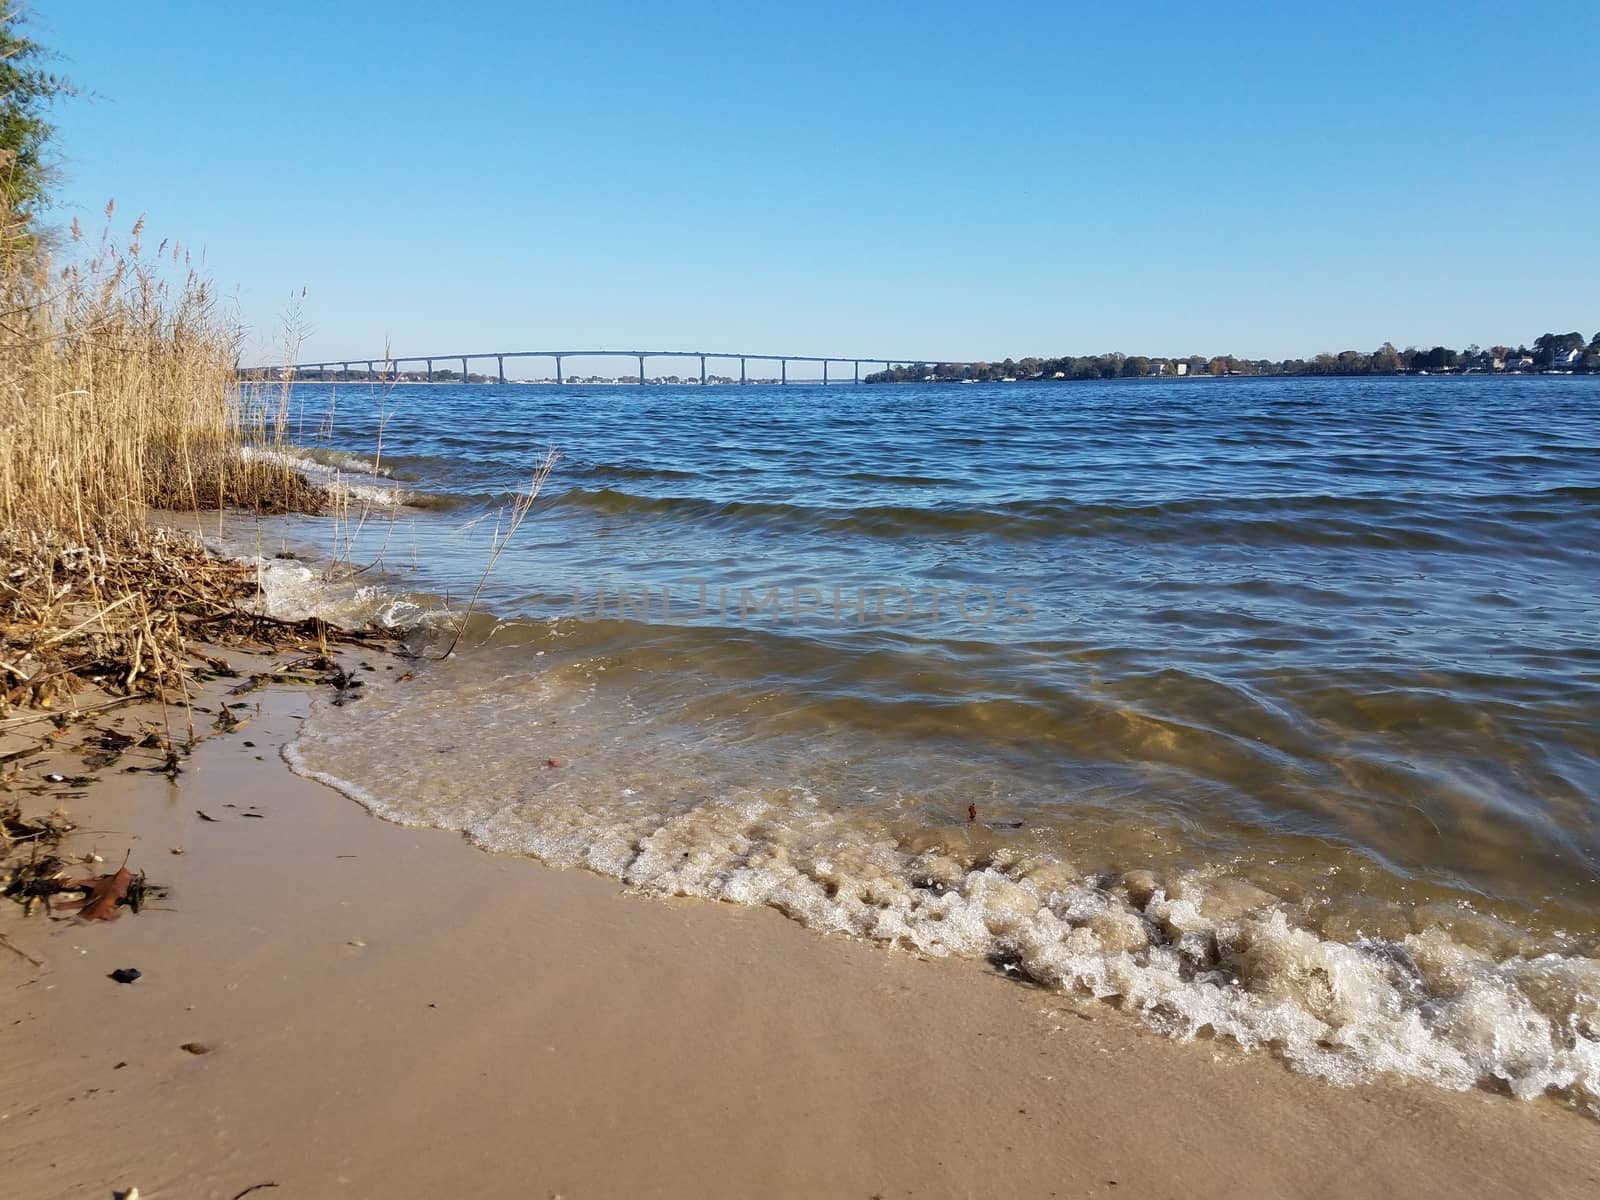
[36,1,1600,365]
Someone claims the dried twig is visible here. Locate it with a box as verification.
[0,932,42,968]
[433,447,560,659]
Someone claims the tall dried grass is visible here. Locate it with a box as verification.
[0,208,323,717]
[0,206,318,539]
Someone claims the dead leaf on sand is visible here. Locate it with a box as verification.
[56,865,133,920]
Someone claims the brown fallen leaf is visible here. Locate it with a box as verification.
[57,865,133,921]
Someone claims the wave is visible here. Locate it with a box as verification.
[232,500,1600,1118]
[578,462,703,483]
[242,445,485,512]
[243,445,408,508]
[284,659,1600,1117]
[238,555,437,629]
[246,443,391,477]
[541,484,1597,551]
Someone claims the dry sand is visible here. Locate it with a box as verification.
[3,683,1598,1200]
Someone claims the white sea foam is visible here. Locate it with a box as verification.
[241,444,407,508]
[239,555,431,630]
[241,443,390,477]
[283,663,1600,1118]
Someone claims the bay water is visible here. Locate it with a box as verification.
[236,375,1599,1108]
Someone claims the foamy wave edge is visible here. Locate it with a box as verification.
[233,556,431,629]
[241,445,408,508]
[283,722,1600,1118]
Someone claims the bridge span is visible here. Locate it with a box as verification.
[243,349,977,386]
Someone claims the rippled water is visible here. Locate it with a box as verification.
[247,375,1600,1108]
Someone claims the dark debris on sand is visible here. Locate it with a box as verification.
[3,535,408,950]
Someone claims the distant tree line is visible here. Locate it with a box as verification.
[865,331,1600,383]
[237,367,503,384]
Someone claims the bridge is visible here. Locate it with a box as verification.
[243,349,978,385]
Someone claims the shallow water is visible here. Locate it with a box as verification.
[248,375,1600,1109]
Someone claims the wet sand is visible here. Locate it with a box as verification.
[3,684,1598,1200]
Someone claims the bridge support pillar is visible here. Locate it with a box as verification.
[700,355,706,386]
[854,360,860,383]
[366,360,373,380]
[425,359,432,383]
[781,359,787,385]
[823,360,829,386]
[740,358,746,385]
[341,362,349,381]
[555,355,563,385]
[461,356,469,384]
[638,355,646,385]
[497,355,506,385]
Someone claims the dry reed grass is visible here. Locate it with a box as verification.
[1,206,318,535]
[0,207,325,718]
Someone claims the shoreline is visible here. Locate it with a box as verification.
[3,670,1598,1197]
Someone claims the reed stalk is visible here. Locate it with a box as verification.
[0,207,321,714]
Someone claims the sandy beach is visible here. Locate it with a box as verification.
[2,675,1597,1200]
[4,4,1598,1195]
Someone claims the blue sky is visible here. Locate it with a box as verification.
[38,1,1599,365]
